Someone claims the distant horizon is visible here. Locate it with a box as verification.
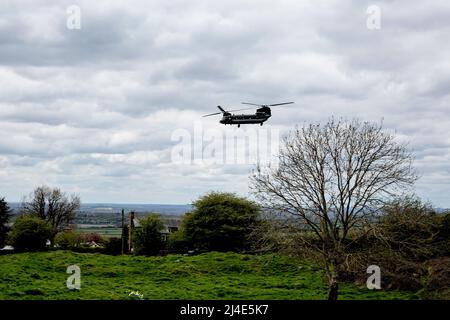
[1,1,450,208]
[6,201,193,206]
[5,200,448,211]
[7,202,193,216]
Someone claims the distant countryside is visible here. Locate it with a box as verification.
[1,120,449,301]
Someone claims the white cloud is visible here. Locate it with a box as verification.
[0,0,449,206]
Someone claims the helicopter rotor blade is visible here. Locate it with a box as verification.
[202,112,222,117]
[242,102,295,107]
[241,102,263,106]
[268,102,295,106]
[227,107,255,113]
[204,101,294,117]
[217,105,226,113]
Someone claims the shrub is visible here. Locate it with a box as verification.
[104,237,123,255]
[8,215,53,252]
[0,197,11,247]
[422,258,450,299]
[180,192,261,252]
[134,214,164,255]
[121,225,129,254]
[377,196,442,260]
[436,212,450,256]
[345,197,449,294]
[54,230,80,249]
[167,229,189,252]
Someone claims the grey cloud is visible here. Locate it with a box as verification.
[0,0,449,205]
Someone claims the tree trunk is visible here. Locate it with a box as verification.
[325,254,339,300]
[327,261,339,300]
[327,278,338,300]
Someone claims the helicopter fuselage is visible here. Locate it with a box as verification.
[219,107,271,126]
[203,103,292,127]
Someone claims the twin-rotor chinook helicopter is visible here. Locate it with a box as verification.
[203,102,294,128]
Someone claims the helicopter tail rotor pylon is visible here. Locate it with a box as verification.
[202,105,255,117]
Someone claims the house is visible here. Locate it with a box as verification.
[87,241,100,248]
[128,212,181,245]
[160,219,181,241]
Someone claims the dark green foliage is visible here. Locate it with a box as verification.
[134,214,164,255]
[167,228,190,252]
[7,215,53,252]
[0,197,11,247]
[439,212,450,235]
[121,225,129,254]
[436,212,450,256]
[180,192,261,252]
[104,237,123,255]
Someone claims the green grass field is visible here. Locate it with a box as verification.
[77,227,122,238]
[0,251,417,300]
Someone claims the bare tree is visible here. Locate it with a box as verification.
[250,119,417,300]
[22,186,81,242]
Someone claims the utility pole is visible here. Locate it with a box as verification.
[128,211,135,252]
[121,209,125,255]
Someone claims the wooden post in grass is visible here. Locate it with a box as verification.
[121,209,125,255]
[128,211,135,252]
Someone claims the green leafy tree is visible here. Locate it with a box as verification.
[134,214,165,255]
[181,192,261,252]
[8,215,53,252]
[54,230,80,249]
[0,197,11,247]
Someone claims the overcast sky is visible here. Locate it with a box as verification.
[0,0,449,206]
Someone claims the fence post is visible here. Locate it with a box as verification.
[121,209,125,255]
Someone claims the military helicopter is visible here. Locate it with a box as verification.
[203,102,294,127]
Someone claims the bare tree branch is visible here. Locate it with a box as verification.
[21,185,81,242]
[250,118,417,300]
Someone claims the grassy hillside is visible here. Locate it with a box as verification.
[0,251,417,300]
[77,227,122,238]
